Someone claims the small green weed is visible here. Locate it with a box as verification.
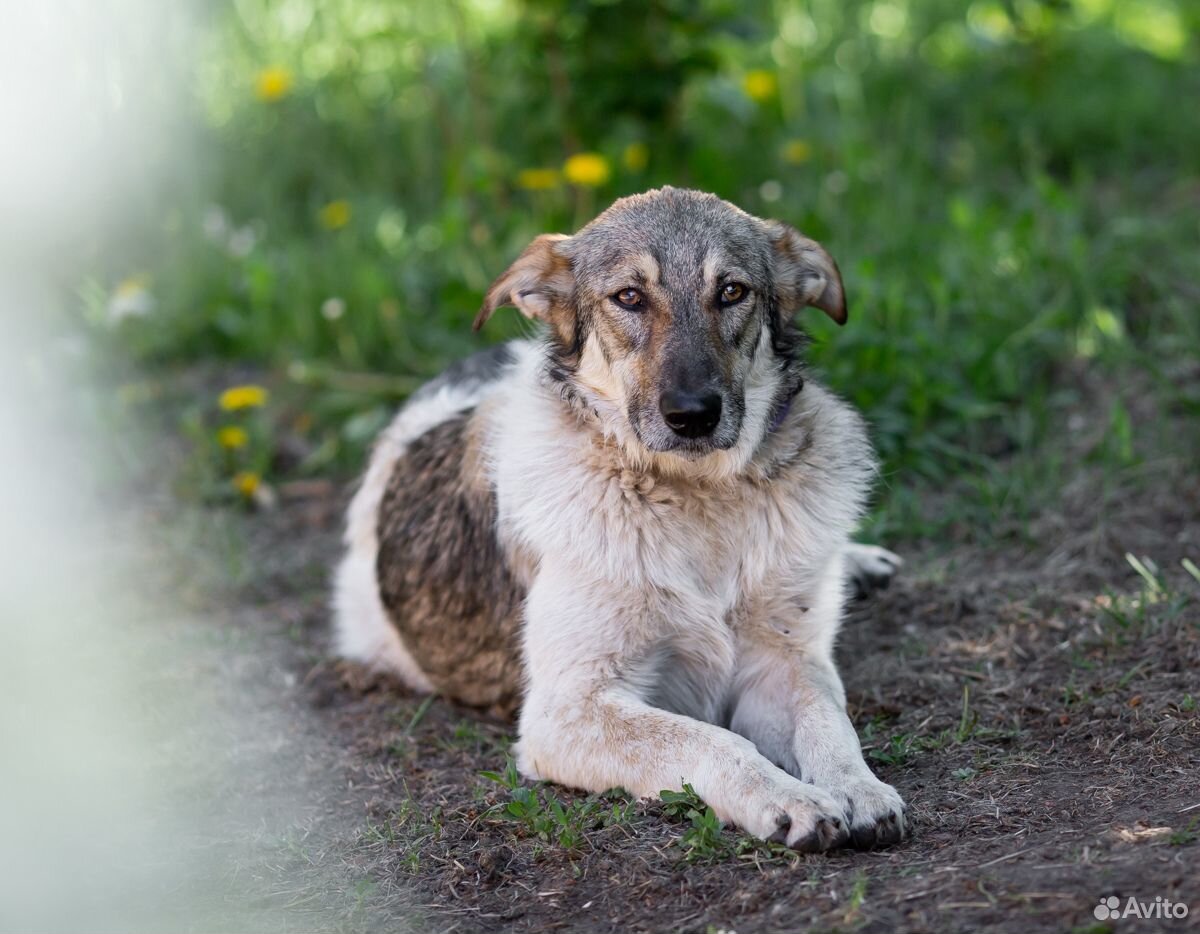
[842,873,869,924]
[383,695,437,758]
[956,684,977,742]
[659,784,802,865]
[661,784,730,862]
[480,759,629,852]
[865,687,1017,767]
[1168,817,1198,847]
[1096,554,1197,641]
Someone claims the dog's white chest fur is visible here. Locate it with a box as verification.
[488,344,861,722]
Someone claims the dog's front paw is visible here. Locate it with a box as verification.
[723,767,850,853]
[844,543,903,600]
[827,775,906,849]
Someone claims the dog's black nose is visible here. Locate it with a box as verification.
[659,390,722,439]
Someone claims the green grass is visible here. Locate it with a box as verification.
[660,784,733,861]
[1095,554,1199,641]
[436,718,513,756]
[1169,817,1199,846]
[861,694,1019,769]
[480,759,634,852]
[480,765,809,864]
[358,797,439,873]
[659,783,813,864]
[69,0,1199,533]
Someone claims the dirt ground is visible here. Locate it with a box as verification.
[141,406,1199,934]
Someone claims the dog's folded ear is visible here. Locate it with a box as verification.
[474,234,574,330]
[765,222,847,325]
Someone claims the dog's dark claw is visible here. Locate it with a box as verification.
[850,821,879,849]
[875,812,904,847]
[825,816,850,849]
[790,817,846,853]
[790,830,824,853]
[768,814,792,844]
[849,811,905,850]
[852,571,894,600]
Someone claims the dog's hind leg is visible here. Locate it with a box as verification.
[843,543,902,599]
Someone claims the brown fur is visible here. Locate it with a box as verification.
[375,412,525,716]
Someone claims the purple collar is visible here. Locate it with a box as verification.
[768,384,802,434]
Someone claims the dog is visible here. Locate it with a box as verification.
[333,187,906,851]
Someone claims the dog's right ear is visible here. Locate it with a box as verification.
[473,234,573,330]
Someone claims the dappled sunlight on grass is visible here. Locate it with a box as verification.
[54,0,1200,523]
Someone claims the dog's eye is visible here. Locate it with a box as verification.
[612,288,644,309]
[719,282,747,305]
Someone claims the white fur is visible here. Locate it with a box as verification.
[334,334,905,847]
[844,542,903,581]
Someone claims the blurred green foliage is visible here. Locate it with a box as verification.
[88,0,1199,526]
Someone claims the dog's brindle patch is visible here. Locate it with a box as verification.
[375,412,524,716]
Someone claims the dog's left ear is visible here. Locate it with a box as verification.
[474,234,574,330]
[765,222,847,325]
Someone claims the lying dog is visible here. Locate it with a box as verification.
[334,187,905,851]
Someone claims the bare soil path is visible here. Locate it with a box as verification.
[150,449,1199,933]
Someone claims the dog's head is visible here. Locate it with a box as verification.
[476,187,845,462]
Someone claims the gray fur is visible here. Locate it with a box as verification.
[540,187,842,457]
[410,342,515,403]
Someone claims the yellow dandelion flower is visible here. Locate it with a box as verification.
[622,142,649,172]
[516,168,560,191]
[782,139,813,164]
[217,426,249,449]
[218,385,268,411]
[232,471,261,497]
[563,152,611,187]
[319,200,352,230]
[255,66,294,102]
[742,70,778,102]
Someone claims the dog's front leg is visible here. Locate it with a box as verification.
[730,631,906,849]
[514,565,850,851]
